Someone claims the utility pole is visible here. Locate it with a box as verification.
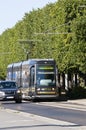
[18,39,41,60]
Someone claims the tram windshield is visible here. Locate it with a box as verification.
[36,64,56,86]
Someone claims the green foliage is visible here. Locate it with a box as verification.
[67,86,86,99]
[0,0,86,79]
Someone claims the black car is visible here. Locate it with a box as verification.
[0,81,22,103]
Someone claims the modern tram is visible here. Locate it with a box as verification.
[6,59,66,101]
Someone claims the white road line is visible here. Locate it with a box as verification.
[35,102,86,111]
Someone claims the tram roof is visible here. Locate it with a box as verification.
[7,59,55,68]
[13,62,22,67]
[7,62,22,68]
[22,59,55,65]
[7,64,13,68]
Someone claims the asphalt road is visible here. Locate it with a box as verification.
[1,100,86,126]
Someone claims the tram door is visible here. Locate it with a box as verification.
[29,66,35,96]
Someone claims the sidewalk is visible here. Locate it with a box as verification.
[67,99,86,105]
[0,100,86,130]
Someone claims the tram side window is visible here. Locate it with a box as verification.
[30,67,35,87]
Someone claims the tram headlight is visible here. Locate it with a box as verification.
[52,87,55,90]
[37,88,41,91]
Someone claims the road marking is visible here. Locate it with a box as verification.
[35,102,86,111]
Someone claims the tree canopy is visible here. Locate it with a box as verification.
[0,0,86,79]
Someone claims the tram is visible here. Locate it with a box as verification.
[6,59,65,100]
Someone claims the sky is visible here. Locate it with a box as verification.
[0,0,57,35]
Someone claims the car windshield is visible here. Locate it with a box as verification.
[0,82,17,89]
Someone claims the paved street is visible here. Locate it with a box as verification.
[0,99,86,130]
